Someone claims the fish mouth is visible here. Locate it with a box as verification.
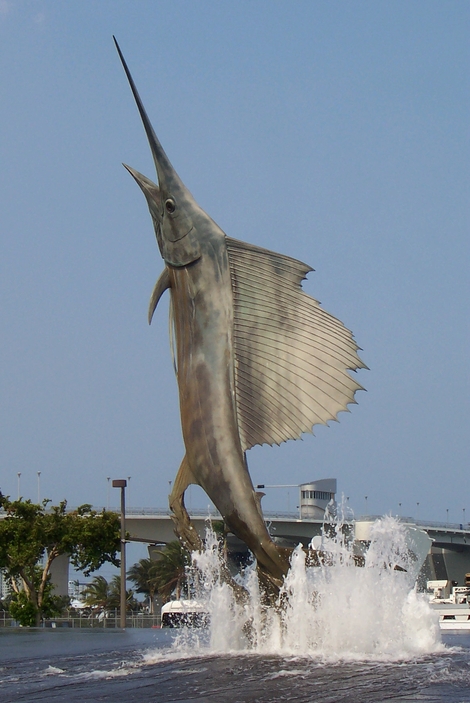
[114,37,187,200]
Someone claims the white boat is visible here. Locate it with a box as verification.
[427,580,470,631]
[161,599,209,628]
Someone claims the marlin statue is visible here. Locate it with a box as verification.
[114,39,366,591]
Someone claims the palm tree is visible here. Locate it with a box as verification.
[82,574,137,613]
[82,575,110,611]
[127,558,160,614]
[127,543,190,607]
[108,574,138,611]
[154,541,190,602]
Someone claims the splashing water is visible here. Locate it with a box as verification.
[173,515,441,659]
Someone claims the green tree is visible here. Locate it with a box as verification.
[108,574,138,611]
[8,567,66,626]
[126,543,190,605]
[82,574,111,610]
[83,574,137,614]
[0,493,120,626]
[153,541,190,602]
[127,558,160,614]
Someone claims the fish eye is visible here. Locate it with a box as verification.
[165,198,176,214]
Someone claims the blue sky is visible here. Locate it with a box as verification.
[0,1,468,528]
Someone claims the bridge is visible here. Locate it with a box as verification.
[121,506,470,586]
[2,505,469,595]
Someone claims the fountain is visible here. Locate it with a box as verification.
[171,515,441,658]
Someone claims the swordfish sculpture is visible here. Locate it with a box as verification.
[114,39,366,591]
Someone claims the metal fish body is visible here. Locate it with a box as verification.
[115,39,366,588]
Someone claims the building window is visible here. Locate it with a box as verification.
[301,490,334,501]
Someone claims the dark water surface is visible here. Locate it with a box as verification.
[1,628,470,702]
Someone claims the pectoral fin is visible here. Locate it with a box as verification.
[148,268,171,324]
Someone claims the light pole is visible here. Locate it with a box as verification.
[112,479,127,629]
[416,502,420,520]
[127,476,131,507]
[364,496,368,515]
[37,471,41,503]
[446,508,449,526]
[398,502,402,517]
[17,472,21,500]
[463,508,466,525]
[107,477,111,510]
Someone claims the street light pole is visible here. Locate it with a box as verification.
[37,471,41,503]
[112,479,127,629]
[17,472,21,500]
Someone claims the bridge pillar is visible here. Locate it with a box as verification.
[49,553,69,597]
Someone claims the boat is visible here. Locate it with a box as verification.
[427,579,470,631]
[160,599,209,628]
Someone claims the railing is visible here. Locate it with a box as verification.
[357,514,470,532]
[0,610,162,628]
[2,505,469,533]
[88,508,470,530]
[0,505,305,521]
[78,508,470,532]
[40,505,300,519]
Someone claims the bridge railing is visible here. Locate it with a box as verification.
[2,505,469,533]
[357,514,470,532]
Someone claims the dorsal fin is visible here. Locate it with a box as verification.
[226,237,366,451]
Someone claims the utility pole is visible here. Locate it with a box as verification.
[112,479,127,629]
